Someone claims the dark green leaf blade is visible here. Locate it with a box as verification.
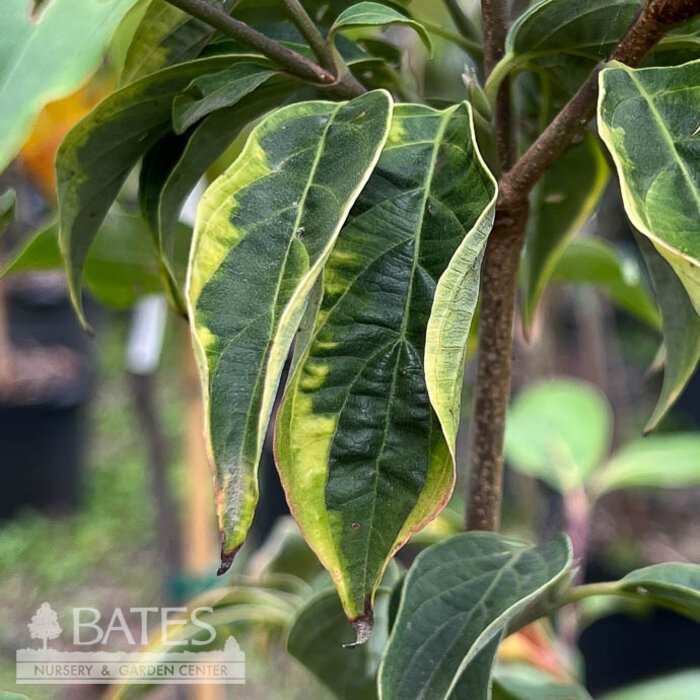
[187,91,393,572]
[379,533,573,700]
[172,62,278,134]
[275,102,497,626]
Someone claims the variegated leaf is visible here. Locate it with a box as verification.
[187,91,393,572]
[598,59,700,315]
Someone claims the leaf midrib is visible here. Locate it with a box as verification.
[360,108,455,593]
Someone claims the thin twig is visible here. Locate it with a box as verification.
[163,0,364,97]
[281,0,336,70]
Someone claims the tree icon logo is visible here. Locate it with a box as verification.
[28,603,62,650]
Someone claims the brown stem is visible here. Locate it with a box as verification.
[466,0,515,531]
[467,0,698,532]
[467,199,529,531]
[163,0,364,97]
[281,0,336,71]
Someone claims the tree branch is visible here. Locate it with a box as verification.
[163,0,364,97]
[466,0,700,533]
[281,0,336,70]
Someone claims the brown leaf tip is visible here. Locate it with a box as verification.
[217,543,241,576]
[344,608,374,649]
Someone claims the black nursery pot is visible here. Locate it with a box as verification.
[0,282,96,519]
[0,383,87,517]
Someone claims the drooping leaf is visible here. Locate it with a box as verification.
[330,2,432,55]
[275,102,497,627]
[0,0,140,173]
[550,237,661,330]
[619,563,700,622]
[187,91,392,573]
[600,670,700,700]
[521,132,609,333]
[2,210,186,309]
[56,55,244,327]
[504,379,612,494]
[592,433,700,495]
[635,235,700,432]
[378,533,573,700]
[287,562,402,700]
[494,666,592,700]
[598,59,700,315]
[172,62,277,133]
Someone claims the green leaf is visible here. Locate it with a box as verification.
[521,132,609,333]
[275,102,497,627]
[598,59,700,316]
[635,235,700,431]
[600,670,700,700]
[504,379,612,493]
[550,237,661,330]
[592,433,700,495]
[119,0,233,85]
[486,0,639,100]
[188,91,392,573]
[330,2,432,55]
[620,563,700,622]
[494,666,592,700]
[57,55,243,328]
[3,210,184,309]
[287,562,402,699]
[172,62,278,133]
[0,0,140,173]
[378,533,573,700]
